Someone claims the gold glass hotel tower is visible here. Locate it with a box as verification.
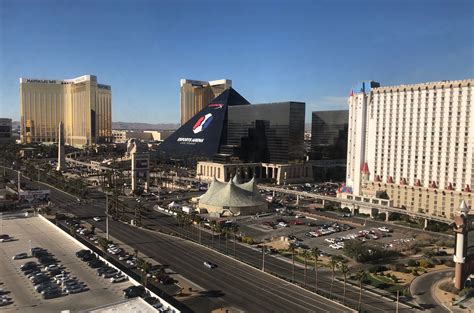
[20,75,112,147]
[180,79,231,125]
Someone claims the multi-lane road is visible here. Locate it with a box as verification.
[4,167,412,312]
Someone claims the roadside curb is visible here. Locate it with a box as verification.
[432,277,455,313]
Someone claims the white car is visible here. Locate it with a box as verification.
[278,222,288,228]
[325,238,336,244]
[111,274,128,283]
[378,227,391,233]
[93,217,101,222]
[203,261,217,269]
[329,243,343,250]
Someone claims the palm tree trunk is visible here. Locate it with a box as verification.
[292,252,295,281]
[330,271,335,296]
[343,276,346,304]
[233,233,236,258]
[315,259,318,293]
[304,255,307,286]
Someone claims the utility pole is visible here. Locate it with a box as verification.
[105,194,109,241]
[262,245,265,272]
[396,290,399,313]
[17,170,21,192]
[198,222,202,244]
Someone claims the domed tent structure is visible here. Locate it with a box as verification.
[198,177,268,216]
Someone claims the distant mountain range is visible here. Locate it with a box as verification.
[112,121,180,130]
[11,120,308,131]
[10,121,180,131]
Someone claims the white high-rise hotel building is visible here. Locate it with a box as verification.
[343,79,473,219]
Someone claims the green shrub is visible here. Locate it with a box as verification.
[368,265,387,273]
[407,259,418,267]
[411,269,419,276]
[418,259,433,268]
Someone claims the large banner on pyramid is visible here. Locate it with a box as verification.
[156,88,249,160]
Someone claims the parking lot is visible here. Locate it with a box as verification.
[0,215,128,313]
[235,212,418,256]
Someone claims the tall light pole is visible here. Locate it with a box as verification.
[17,170,21,192]
[105,194,109,241]
[262,245,266,272]
[198,222,202,244]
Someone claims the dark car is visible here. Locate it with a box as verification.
[23,265,40,273]
[36,282,57,293]
[48,268,63,276]
[88,259,104,268]
[81,254,95,262]
[123,285,145,298]
[34,250,50,258]
[101,269,118,278]
[42,289,61,299]
[39,256,57,265]
[32,276,51,285]
[97,266,112,276]
[76,249,91,258]
[20,261,38,271]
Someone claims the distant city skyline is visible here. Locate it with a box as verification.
[0,0,473,123]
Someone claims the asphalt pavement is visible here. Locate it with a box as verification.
[410,269,453,313]
[5,168,352,313]
[5,167,417,312]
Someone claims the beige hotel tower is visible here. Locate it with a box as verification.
[180,79,231,125]
[342,79,473,220]
[20,75,112,147]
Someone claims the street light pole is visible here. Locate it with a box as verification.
[198,222,202,244]
[262,245,265,272]
[17,170,21,192]
[105,194,109,241]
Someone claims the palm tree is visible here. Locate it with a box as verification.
[231,224,239,258]
[355,269,368,311]
[329,256,339,297]
[216,223,222,245]
[210,220,217,243]
[311,247,320,293]
[288,242,297,281]
[302,249,309,286]
[338,263,350,304]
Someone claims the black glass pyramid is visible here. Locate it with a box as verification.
[156,88,249,160]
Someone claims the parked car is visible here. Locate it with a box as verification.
[102,269,119,278]
[20,261,38,271]
[64,285,85,294]
[123,285,145,298]
[12,252,28,260]
[76,249,91,258]
[111,274,128,283]
[93,217,101,222]
[42,289,61,299]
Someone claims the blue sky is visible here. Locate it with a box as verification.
[0,0,473,124]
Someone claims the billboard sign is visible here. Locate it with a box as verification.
[19,190,50,204]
